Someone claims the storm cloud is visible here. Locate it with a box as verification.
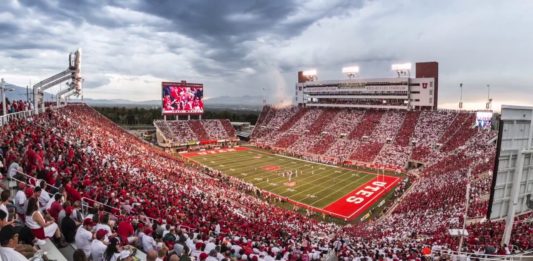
[0,0,532,109]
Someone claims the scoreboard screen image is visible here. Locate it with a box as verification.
[162,81,204,115]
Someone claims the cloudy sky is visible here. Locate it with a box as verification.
[1,0,532,110]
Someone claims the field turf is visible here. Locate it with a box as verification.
[182,147,401,220]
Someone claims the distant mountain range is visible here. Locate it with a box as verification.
[3,82,266,109]
[79,96,266,110]
[2,83,54,101]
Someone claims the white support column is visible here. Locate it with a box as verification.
[33,87,39,114]
[528,112,533,148]
[458,168,472,253]
[502,150,525,245]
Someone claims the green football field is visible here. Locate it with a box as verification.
[183,147,378,210]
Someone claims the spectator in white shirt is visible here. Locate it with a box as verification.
[75,218,95,258]
[142,228,157,252]
[90,229,108,261]
[14,183,27,218]
[7,161,21,179]
[38,181,51,211]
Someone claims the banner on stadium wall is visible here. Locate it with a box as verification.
[187,140,199,145]
[199,140,217,145]
[217,139,226,143]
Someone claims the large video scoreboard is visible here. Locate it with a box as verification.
[162,81,204,115]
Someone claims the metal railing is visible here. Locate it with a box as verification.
[15,170,60,191]
[0,103,74,127]
[11,171,196,232]
[0,107,48,126]
[432,249,533,261]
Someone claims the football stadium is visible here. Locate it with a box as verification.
[1,1,533,261]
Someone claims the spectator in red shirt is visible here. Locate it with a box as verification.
[117,218,137,246]
[48,194,64,222]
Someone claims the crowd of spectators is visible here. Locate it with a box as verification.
[287,135,320,155]
[324,139,358,162]
[273,134,300,149]
[394,112,420,147]
[307,109,337,135]
[349,142,384,163]
[201,120,227,140]
[220,119,237,139]
[0,104,530,261]
[0,100,32,115]
[251,106,499,173]
[348,110,384,140]
[410,111,456,162]
[155,119,238,145]
[278,108,309,132]
[188,120,210,141]
[307,135,336,155]
[287,108,321,134]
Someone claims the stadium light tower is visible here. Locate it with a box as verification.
[342,66,360,79]
[459,83,463,109]
[486,84,492,110]
[302,69,318,81]
[391,63,411,77]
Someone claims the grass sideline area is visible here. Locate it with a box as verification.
[182,147,401,220]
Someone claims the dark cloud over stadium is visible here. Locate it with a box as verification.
[0,0,532,109]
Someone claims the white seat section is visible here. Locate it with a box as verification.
[39,239,68,261]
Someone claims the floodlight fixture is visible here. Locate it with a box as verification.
[302,69,317,77]
[342,66,360,79]
[391,63,412,77]
[302,69,318,81]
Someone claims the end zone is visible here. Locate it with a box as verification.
[323,175,400,220]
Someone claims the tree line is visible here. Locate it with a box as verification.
[93,106,260,126]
